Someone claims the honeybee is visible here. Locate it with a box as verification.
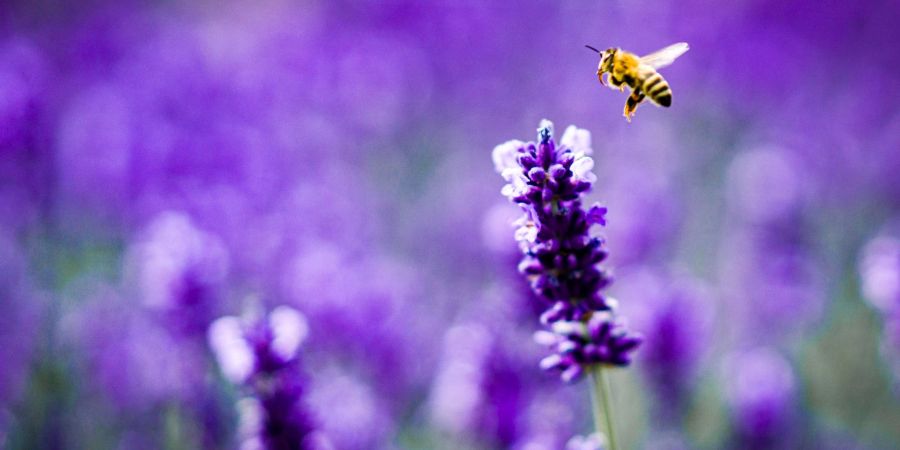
[586,42,689,121]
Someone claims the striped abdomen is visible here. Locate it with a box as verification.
[640,70,672,107]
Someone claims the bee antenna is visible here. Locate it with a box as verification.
[585,45,601,53]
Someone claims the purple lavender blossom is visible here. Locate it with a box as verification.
[124,211,230,338]
[535,310,642,383]
[429,322,538,447]
[493,120,641,382]
[70,287,206,412]
[725,348,797,448]
[428,277,581,448]
[493,121,610,321]
[52,5,388,275]
[615,268,714,419]
[429,324,509,442]
[117,212,234,447]
[513,391,582,450]
[306,368,392,450]
[278,243,438,419]
[208,306,320,450]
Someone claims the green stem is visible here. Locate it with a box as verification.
[589,365,617,450]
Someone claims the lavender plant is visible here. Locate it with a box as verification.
[615,268,714,424]
[493,120,641,449]
[208,306,321,450]
[724,348,797,449]
[427,307,580,448]
[125,211,230,338]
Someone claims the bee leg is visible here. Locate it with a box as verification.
[611,67,625,91]
[608,75,625,92]
[623,90,645,122]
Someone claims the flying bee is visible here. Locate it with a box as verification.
[586,42,689,122]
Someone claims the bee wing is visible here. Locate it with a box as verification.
[639,42,689,69]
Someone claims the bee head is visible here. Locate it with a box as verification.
[586,45,616,86]
[599,48,616,72]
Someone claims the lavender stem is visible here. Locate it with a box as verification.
[589,365,617,450]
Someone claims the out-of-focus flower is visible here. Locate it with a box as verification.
[71,287,205,411]
[209,306,319,450]
[125,211,230,337]
[428,323,529,447]
[279,243,436,415]
[427,284,579,449]
[493,120,641,382]
[512,392,580,450]
[535,309,642,383]
[616,268,715,419]
[725,348,797,448]
[118,212,234,448]
[307,368,392,450]
[52,6,388,277]
[429,324,495,438]
[208,307,307,386]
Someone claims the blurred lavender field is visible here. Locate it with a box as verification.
[1,0,900,448]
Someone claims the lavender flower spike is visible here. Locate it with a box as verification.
[535,308,642,383]
[209,306,321,450]
[493,120,642,382]
[494,120,642,450]
[495,121,612,323]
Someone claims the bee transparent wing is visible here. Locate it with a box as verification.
[639,42,689,70]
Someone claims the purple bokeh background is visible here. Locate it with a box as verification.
[1,0,899,448]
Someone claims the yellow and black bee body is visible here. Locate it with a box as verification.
[588,43,688,121]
